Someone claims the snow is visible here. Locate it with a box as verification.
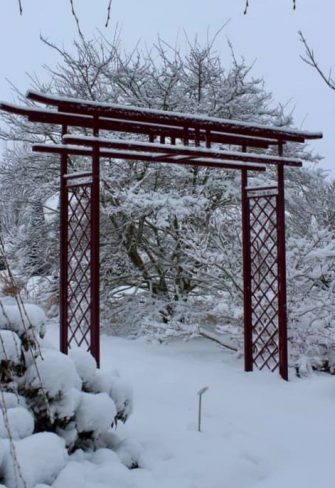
[69,347,97,385]
[43,193,59,223]
[0,392,25,410]
[0,303,46,338]
[2,323,335,487]
[52,449,133,488]
[0,330,22,364]
[98,335,335,488]
[35,143,267,171]
[85,368,133,421]
[24,276,53,304]
[0,407,34,440]
[108,376,133,421]
[75,392,116,435]
[114,438,143,469]
[62,135,302,165]
[26,90,322,140]
[25,348,82,398]
[1,433,67,488]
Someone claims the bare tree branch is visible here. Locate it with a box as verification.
[69,0,84,41]
[299,30,335,91]
[199,328,238,352]
[105,0,113,28]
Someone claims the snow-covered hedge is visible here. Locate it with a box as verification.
[0,301,135,487]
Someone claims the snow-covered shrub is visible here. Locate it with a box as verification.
[0,408,34,440]
[114,438,142,469]
[0,433,68,488]
[0,331,22,365]
[286,220,335,372]
[0,302,46,340]
[0,300,134,487]
[85,368,133,425]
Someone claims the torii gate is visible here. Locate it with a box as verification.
[0,92,322,379]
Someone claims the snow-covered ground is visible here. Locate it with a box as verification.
[44,324,335,488]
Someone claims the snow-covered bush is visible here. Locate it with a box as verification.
[0,300,134,486]
[1,433,68,488]
[286,220,335,371]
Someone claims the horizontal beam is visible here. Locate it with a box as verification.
[0,102,279,149]
[63,135,303,167]
[27,90,322,143]
[32,143,267,172]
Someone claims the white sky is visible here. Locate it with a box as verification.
[0,0,333,174]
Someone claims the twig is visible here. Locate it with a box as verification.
[0,391,27,488]
[18,0,23,15]
[69,0,84,41]
[199,328,238,352]
[105,0,113,28]
[0,237,52,422]
[299,31,335,91]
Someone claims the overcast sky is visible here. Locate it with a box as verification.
[0,0,333,174]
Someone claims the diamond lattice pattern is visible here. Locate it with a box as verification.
[67,184,91,350]
[249,194,279,372]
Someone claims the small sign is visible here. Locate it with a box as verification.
[247,188,278,198]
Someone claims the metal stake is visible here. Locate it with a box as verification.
[197,386,209,432]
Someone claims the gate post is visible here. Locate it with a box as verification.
[277,146,288,380]
[90,118,100,367]
[60,124,69,354]
[241,169,253,372]
[58,123,100,367]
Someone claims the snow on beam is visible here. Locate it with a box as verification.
[63,135,303,167]
[0,101,278,149]
[32,144,267,172]
[26,90,322,143]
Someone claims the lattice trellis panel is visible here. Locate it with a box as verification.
[247,187,279,372]
[66,178,92,352]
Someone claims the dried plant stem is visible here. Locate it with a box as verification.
[0,237,52,421]
[0,391,27,488]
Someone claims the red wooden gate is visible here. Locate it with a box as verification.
[0,92,322,380]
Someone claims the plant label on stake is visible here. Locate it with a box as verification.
[197,386,209,432]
